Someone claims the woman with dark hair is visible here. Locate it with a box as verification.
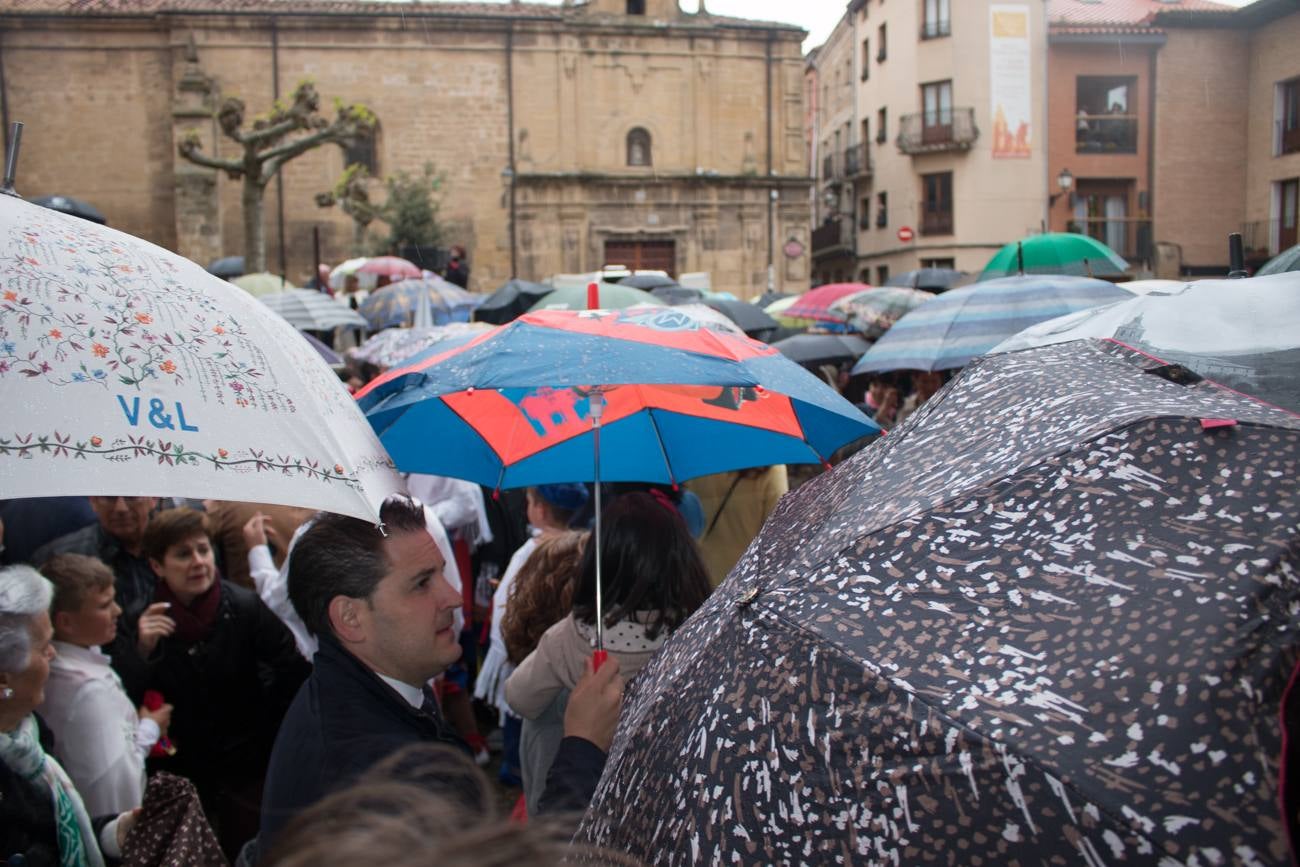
[505,492,710,816]
[113,508,309,859]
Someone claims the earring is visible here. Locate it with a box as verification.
[0,688,13,700]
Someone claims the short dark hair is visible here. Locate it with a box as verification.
[572,492,711,641]
[40,554,115,614]
[288,497,426,640]
[141,508,210,563]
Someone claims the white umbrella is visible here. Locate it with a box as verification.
[0,195,404,522]
[260,288,368,331]
[991,272,1300,412]
[625,302,746,337]
[328,257,378,292]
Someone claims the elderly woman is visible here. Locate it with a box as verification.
[112,507,309,860]
[1,564,134,866]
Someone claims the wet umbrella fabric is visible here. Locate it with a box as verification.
[852,274,1130,374]
[650,285,705,305]
[358,278,481,330]
[0,195,403,522]
[619,273,679,291]
[784,283,867,323]
[578,339,1300,865]
[980,232,1129,281]
[701,297,779,336]
[205,256,244,280]
[356,255,422,281]
[884,267,965,291]
[349,322,492,370]
[258,288,367,331]
[30,195,107,225]
[528,284,663,313]
[1258,243,1300,276]
[992,271,1300,413]
[830,287,934,339]
[474,279,553,325]
[356,307,879,488]
[771,332,870,367]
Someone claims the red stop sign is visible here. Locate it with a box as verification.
[898,226,915,243]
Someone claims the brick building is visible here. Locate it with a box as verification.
[0,0,814,296]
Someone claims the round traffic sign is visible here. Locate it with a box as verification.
[897,226,915,243]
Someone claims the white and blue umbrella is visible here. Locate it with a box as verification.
[359,277,483,330]
[851,274,1131,374]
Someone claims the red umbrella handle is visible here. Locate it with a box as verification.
[592,649,609,672]
[587,281,600,310]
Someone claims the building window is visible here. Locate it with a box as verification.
[922,0,951,39]
[341,121,380,175]
[627,127,652,166]
[1279,78,1300,156]
[877,24,888,62]
[1070,181,1133,257]
[861,40,871,80]
[921,257,956,269]
[876,191,888,228]
[860,197,872,229]
[626,0,645,14]
[921,171,953,236]
[876,264,890,285]
[1076,77,1137,154]
[1280,178,1298,250]
[876,108,888,143]
[921,80,953,144]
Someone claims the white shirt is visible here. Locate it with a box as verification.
[249,505,463,659]
[472,535,538,718]
[376,673,425,710]
[37,642,159,816]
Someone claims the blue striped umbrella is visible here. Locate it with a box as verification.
[851,274,1131,374]
[358,277,483,329]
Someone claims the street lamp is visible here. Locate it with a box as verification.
[1049,167,1074,208]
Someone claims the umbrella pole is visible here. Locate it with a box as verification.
[591,391,608,670]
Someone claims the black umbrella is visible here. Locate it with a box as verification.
[753,289,793,308]
[473,278,553,325]
[771,332,869,366]
[30,194,105,225]
[619,273,679,290]
[580,339,1300,865]
[650,284,705,305]
[206,255,245,279]
[884,267,966,291]
[703,298,779,336]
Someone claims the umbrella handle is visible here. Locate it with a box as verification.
[591,392,606,656]
[592,649,609,672]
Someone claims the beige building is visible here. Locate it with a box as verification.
[810,0,1049,285]
[0,0,813,296]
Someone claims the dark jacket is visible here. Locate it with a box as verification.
[32,523,157,619]
[111,581,309,801]
[257,634,469,852]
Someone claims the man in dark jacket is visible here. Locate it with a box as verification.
[258,497,619,856]
[31,496,158,618]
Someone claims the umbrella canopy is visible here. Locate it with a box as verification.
[980,232,1129,281]
[356,255,422,282]
[474,279,554,325]
[630,303,746,337]
[702,297,780,336]
[30,194,106,225]
[259,289,367,331]
[0,195,403,521]
[992,271,1300,412]
[770,332,870,367]
[752,290,793,308]
[356,307,879,489]
[579,338,1300,865]
[1116,278,1184,295]
[349,322,492,370]
[206,256,245,279]
[301,331,342,366]
[359,278,482,330]
[528,284,663,312]
[884,267,965,291]
[619,273,679,290]
[231,272,295,298]
[1257,243,1300,276]
[830,286,935,339]
[650,285,705,305]
[852,274,1131,374]
[328,257,372,291]
[784,283,867,323]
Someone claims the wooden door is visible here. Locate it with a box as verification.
[604,240,676,277]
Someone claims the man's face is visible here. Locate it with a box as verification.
[354,529,462,686]
[88,496,155,547]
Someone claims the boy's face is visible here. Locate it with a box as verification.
[56,584,121,648]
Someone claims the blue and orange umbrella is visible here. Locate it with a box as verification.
[356,306,879,491]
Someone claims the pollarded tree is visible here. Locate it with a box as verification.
[178,80,376,273]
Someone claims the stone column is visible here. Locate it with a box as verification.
[171,34,223,266]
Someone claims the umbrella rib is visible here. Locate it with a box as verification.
[643,403,678,488]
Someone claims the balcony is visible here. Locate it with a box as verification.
[844,144,873,179]
[1240,219,1295,263]
[919,208,954,236]
[812,216,855,258]
[897,108,978,155]
[1066,217,1152,265]
[920,18,950,39]
[1075,114,1138,154]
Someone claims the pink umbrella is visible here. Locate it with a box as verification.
[785,283,870,323]
[356,256,421,282]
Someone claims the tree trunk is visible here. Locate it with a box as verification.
[243,176,267,274]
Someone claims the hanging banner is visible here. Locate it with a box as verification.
[990,4,1032,159]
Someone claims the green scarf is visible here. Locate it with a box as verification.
[0,715,105,867]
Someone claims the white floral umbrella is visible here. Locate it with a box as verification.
[0,195,404,522]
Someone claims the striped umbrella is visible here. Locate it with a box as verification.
[359,277,483,330]
[851,274,1132,374]
[830,287,935,339]
[784,283,868,323]
[259,289,367,331]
